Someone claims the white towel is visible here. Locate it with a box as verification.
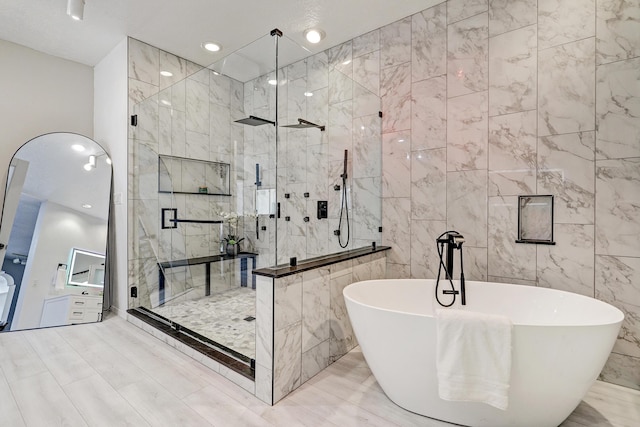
[436,309,512,410]
[53,265,67,290]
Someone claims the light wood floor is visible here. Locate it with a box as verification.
[0,314,638,427]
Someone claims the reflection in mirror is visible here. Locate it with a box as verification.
[0,133,112,332]
[67,248,105,287]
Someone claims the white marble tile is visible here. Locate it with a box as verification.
[129,38,159,87]
[447,91,488,171]
[410,219,447,279]
[447,170,488,247]
[380,16,411,69]
[454,246,488,281]
[537,131,595,224]
[159,50,188,90]
[185,79,210,134]
[538,38,596,136]
[538,224,595,296]
[131,94,159,144]
[382,197,411,265]
[209,71,231,107]
[329,272,357,362]
[488,110,537,196]
[599,352,640,391]
[411,148,446,221]
[538,0,595,50]
[596,158,640,258]
[302,267,331,353]
[301,340,330,384]
[328,102,352,163]
[488,275,537,286]
[382,131,411,198]
[353,82,380,119]
[128,78,158,109]
[488,0,537,36]
[185,131,209,161]
[386,262,410,279]
[488,196,537,280]
[353,29,379,58]
[327,42,352,77]
[255,363,273,405]
[412,3,447,82]
[596,57,640,160]
[381,63,411,133]
[273,321,302,403]
[595,255,640,358]
[274,273,303,331]
[307,86,329,126]
[447,12,489,98]
[353,177,382,243]
[352,255,372,282]
[353,50,379,96]
[411,76,446,150]
[448,0,488,24]
[596,0,640,64]
[353,115,381,179]
[489,24,537,115]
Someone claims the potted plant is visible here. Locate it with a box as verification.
[223,234,244,256]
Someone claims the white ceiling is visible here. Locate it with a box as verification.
[0,0,442,68]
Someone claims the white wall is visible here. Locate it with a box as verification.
[12,201,107,330]
[0,39,94,217]
[93,39,128,315]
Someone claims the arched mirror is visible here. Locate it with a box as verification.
[0,133,112,331]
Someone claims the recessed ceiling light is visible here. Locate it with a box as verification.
[202,41,222,52]
[160,70,173,77]
[304,92,313,97]
[81,204,92,209]
[268,79,278,86]
[71,144,85,152]
[304,28,325,44]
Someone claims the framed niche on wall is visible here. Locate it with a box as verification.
[516,195,556,245]
[158,155,231,196]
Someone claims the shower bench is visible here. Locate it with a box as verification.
[157,252,258,305]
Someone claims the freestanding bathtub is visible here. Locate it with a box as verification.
[343,279,624,427]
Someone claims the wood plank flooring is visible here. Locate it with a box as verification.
[0,314,638,426]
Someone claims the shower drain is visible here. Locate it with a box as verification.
[243,316,256,322]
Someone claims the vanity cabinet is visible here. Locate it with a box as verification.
[40,294,103,327]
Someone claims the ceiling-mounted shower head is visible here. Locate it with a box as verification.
[234,115,276,126]
[281,118,325,131]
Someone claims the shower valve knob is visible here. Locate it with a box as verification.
[304,192,309,198]
[333,185,341,191]
[303,216,310,222]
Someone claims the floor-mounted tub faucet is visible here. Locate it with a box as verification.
[435,231,466,307]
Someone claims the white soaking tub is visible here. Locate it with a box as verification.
[343,279,623,427]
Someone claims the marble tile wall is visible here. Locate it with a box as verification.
[254,252,387,404]
[378,1,640,390]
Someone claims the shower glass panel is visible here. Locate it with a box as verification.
[275,38,382,264]
[128,29,382,377]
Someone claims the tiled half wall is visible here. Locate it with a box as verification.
[255,252,387,404]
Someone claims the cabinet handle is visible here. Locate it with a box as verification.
[72,311,83,316]
[74,301,85,305]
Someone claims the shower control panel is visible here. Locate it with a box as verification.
[317,201,328,219]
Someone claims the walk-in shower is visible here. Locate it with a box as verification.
[127,29,382,379]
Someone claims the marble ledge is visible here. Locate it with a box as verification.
[253,246,391,279]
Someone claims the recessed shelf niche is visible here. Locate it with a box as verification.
[158,155,231,196]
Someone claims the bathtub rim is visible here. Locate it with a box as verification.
[343,278,625,328]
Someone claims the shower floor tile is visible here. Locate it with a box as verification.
[151,286,256,359]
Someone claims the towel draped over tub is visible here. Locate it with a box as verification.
[436,309,513,410]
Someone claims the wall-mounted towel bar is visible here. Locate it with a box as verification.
[161,208,224,229]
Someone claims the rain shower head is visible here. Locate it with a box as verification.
[234,115,275,126]
[281,118,325,131]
